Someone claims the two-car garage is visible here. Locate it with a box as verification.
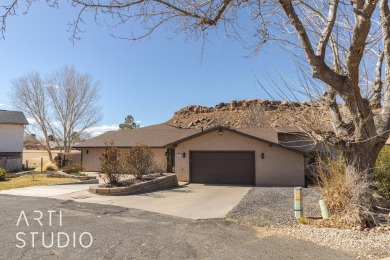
[190,151,255,185]
[174,127,306,187]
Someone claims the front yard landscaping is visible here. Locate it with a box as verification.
[0,173,77,191]
[227,187,390,259]
[93,143,177,195]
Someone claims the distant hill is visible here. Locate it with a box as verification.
[166,99,338,130]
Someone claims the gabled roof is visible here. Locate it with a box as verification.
[0,110,29,125]
[164,126,307,155]
[73,123,307,155]
[73,123,201,148]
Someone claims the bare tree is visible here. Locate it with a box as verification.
[9,66,102,160]
[46,65,102,152]
[244,104,269,128]
[9,72,54,161]
[3,0,390,224]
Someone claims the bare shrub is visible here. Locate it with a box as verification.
[34,162,58,172]
[63,163,83,175]
[99,142,125,186]
[125,145,154,180]
[315,156,375,227]
[152,158,167,174]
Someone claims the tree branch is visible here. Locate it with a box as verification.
[346,0,377,87]
[316,0,339,60]
[278,0,347,93]
[369,51,384,109]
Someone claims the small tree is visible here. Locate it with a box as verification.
[125,146,155,180]
[99,142,124,186]
[119,115,140,131]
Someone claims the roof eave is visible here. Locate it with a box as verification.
[164,126,307,155]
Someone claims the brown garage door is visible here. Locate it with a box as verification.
[190,151,255,185]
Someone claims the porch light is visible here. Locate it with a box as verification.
[261,153,265,159]
[182,152,186,158]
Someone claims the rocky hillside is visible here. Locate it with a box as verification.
[167,99,335,129]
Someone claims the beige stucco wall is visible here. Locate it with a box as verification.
[0,124,24,153]
[175,130,305,187]
[78,147,166,172]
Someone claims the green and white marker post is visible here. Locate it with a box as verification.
[294,187,303,218]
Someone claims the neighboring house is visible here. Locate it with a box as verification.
[73,123,327,187]
[49,141,64,150]
[0,110,29,171]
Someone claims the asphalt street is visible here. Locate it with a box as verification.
[0,194,355,259]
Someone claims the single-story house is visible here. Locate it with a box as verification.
[0,110,29,171]
[73,123,330,187]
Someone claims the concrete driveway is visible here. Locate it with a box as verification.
[53,184,251,219]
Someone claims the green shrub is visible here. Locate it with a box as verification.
[0,168,7,181]
[374,146,390,199]
[63,163,83,175]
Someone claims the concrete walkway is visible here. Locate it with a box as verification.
[53,184,251,219]
[0,183,92,197]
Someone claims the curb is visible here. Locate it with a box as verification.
[50,179,99,186]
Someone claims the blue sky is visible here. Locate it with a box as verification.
[0,2,298,136]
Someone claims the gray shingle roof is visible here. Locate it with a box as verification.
[73,123,201,148]
[74,124,307,155]
[0,110,29,125]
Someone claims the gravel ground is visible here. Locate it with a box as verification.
[227,187,390,259]
[227,187,323,228]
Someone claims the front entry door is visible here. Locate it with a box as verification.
[167,149,175,173]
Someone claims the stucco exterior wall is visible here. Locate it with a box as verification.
[175,130,305,187]
[0,124,24,153]
[79,147,167,172]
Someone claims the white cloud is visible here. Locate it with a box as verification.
[85,124,119,137]
[136,120,142,123]
[26,117,37,124]
[51,121,61,127]
[0,103,12,108]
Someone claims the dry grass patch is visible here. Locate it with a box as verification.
[34,162,58,172]
[0,174,77,191]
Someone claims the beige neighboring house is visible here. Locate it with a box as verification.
[73,123,328,187]
[0,110,29,171]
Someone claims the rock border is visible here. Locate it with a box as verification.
[89,173,178,195]
[46,171,99,185]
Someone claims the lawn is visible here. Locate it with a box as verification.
[23,150,80,169]
[0,174,77,191]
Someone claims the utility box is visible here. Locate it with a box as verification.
[294,187,303,218]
